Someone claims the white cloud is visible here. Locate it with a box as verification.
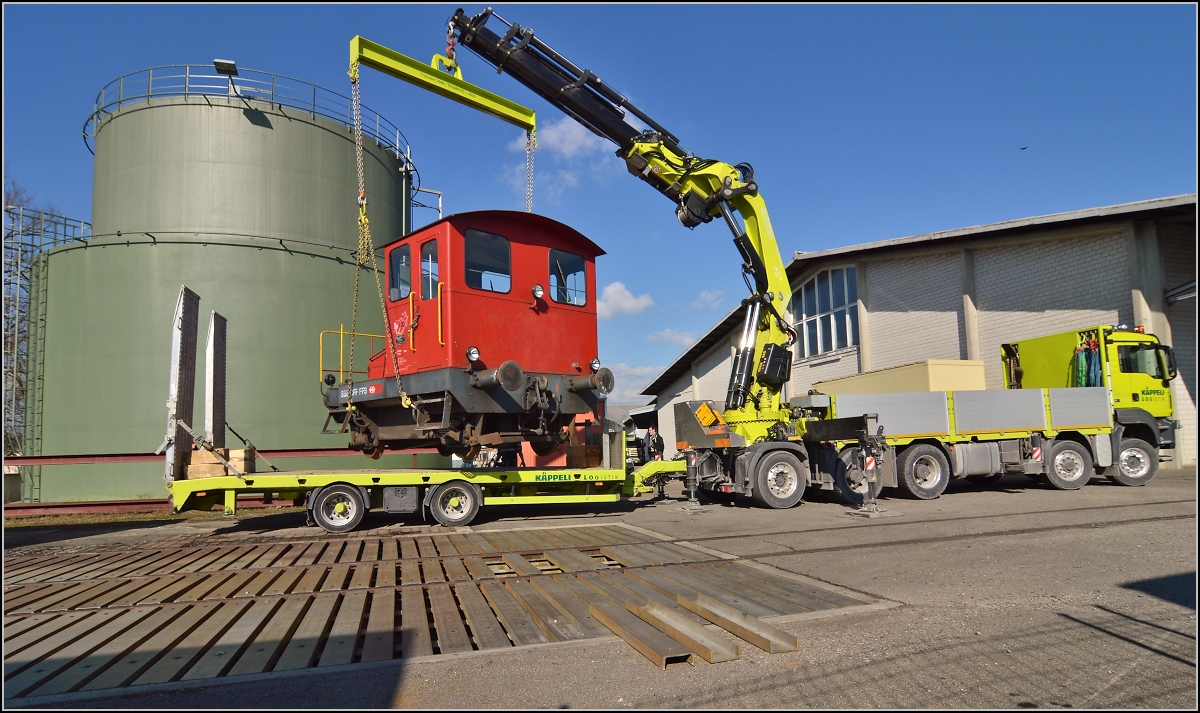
[605,362,663,406]
[597,282,654,319]
[647,328,695,348]
[502,164,580,207]
[510,115,606,159]
[690,290,723,309]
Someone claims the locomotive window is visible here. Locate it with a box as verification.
[464,229,511,293]
[420,240,439,300]
[388,244,411,301]
[549,249,587,305]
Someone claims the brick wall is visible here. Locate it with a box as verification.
[1159,219,1196,465]
[974,232,1132,389]
[654,372,693,459]
[863,253,965,369]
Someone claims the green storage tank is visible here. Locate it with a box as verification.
[32,65,446,502]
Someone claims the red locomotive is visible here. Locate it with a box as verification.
[323,210,615,459]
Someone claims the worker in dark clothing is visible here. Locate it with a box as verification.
[643,426,665,462]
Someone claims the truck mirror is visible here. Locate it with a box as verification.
[1158,346,1178,381]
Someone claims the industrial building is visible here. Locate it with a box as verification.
[4,63,447,503]
[639,194,1197,467]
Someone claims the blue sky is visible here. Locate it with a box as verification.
[4,3,1196,404]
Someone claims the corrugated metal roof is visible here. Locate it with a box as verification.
[787,193,1195,277]
[642,194,1196,399]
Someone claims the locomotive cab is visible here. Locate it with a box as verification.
[323,210,614,459]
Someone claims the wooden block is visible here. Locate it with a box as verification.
[185,463,236,479]
[188,449,230,465]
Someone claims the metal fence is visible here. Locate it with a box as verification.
[3,207,92,501]
[83,65,413,163]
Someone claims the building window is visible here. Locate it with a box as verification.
[464,229,511,293]
[549,249,587,305]
[793,267,859,359]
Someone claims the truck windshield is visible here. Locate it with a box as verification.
[1117,344,1163,379]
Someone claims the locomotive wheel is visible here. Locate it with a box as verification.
[530,440,560,457]
[454,444,481,462]
[364,443,384,460]
[437,444,455,458]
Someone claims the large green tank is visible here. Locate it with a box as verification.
[33,65,445,502]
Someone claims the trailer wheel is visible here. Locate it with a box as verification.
[1107,438,1158,487]
[311,484,366,533]
[1046,440,1093,490]
[429,481,481,526]
[750,450,805,509]
[898,444,950,500]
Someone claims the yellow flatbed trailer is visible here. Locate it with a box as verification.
[167,460,685,532]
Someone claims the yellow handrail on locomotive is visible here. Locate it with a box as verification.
[319,324,384,384]
[408,292,416,353]
[437,281,445,346]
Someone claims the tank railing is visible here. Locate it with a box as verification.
[319,325,386,386]
[83,65,412,164]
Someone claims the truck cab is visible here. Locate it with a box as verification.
[1002,325,1179,464]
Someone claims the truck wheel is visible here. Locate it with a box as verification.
[750,451,806,509]
[311,484,366,533]
[1046,440,1093,490]
[835,448,883,507]
[1108,438,1158,487]
[898,444,950,500]
[429,481,481,526]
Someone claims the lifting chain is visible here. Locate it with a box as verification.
[349,60,410,410]
[445,25,458,72]
[525,127,536,212]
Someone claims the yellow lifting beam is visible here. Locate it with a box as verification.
[350,35,536,133]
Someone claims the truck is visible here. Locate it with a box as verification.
[796,324,1180,506]
[166,9,889,531]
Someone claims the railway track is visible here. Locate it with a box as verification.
[2,523,880,702]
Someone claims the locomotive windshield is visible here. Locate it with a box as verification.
[549,249,586,305]
[464,229,512,293]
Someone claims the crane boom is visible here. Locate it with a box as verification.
[449,7,796,438]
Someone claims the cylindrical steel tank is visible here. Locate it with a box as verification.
[34,65,442,502]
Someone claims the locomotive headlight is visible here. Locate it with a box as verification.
[590,357,601,373]
[532,284,544,299]
[466,346,480,362]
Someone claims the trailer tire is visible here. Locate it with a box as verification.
[1108,438,1158,487]
[749,450,806,509]
[429,481,481,526]
[1046,440,1093,490]
[898,444,950,500]
[311,484,366,533]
